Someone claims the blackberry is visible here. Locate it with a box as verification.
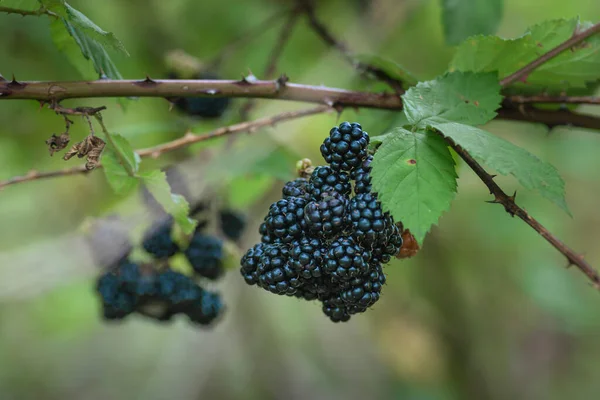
[185,233,224,280]
[351,155,373,195]
[372,223,403,263]
[307,166,351,198]
[346,193,391,246]
[219,209,246,241]
[340,262,386,309]
[187,291,224,325]
[142,219,179,259]
[96,272,136,320]
[290,237,327,279]
[116,259,141,292]
[135,272,160,298]
[264,197,307,243]
[282,178,309,199]
[169,71,231,118]
[258,222,279,245]
[256,244,301,296]
[321,294,351,322]
[240,243,267,285]
[324,236,370,281]
[303,191,349,238]
[320,122,370,172]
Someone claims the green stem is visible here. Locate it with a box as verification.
[0,6,56,17]
[94,114,136,177]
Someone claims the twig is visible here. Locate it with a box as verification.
[500,21,600,87]
[445,137,600,289]
[240,9,300,119]
[506,95,600,105]
[298,0,404,94]
[0,6,57,17]
[497,105,600,130]
[0,105,331,190]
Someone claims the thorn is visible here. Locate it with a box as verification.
[277,74,289,87]
[0,73,5,82]
[489,174,497,179]
[144,75,156,83]
[7,75,25,88]
[508,190,517,202]
[485,196,502,204]
[134,76,158,87]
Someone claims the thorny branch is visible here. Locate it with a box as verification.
[0,5,57,18]
[0,105,331,189]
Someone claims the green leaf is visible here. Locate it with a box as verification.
[403,71,502,127]
[50,18,123,79]
[107,134,140,174]
[371,128,458,244]
[430,122,570,214]
[353,54,419,87]
[441,0,503,45]
[451,18,600,89]
[102,148,138,194]
[140,170,197,235]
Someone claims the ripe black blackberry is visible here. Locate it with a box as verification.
[340,262,386,310]
[372,224,403,263]
[320,122,370,172]
[346,193,391,246]
[321,294,351,322]
[184,233,224,280]
[169,71,231,118]
[219,209,247,241]
[240,243,266,285]
[290,237,327,279]
[97,271,137,320]
[264,197,307,243]
[303,191,349,238]
[307,165,351,198]
[142,219,179,259]
[258,222,279,245]
[351,155,373,195]
[324,236,370,281]
[282,178,309,199]
[186,290,224,325]
[256,244,301,296]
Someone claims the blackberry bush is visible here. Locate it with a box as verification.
[307,165,351,198]
[185,233,225,280]
[320,122,370,172]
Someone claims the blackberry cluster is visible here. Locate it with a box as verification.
[240,122,403,322]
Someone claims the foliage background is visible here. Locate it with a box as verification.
[1,0,600,399]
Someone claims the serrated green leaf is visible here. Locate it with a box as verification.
[430,121,570,214]
[140,170,197,235]
[50,18,123,80]
[102,148,139,194]
[107,134,139,174]
[371,128,458,244]
[441,0,503,45]
[353,54,419,87]
[403,72,502,127]
[451,18,600,89]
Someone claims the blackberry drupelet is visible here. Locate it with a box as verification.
[185,233,225,280]
[303,191,349,238]
[340,262,386,310]
[307,165,351,198]
[290,237,327,279]
[240,243,266,285]
[258,222,278,244]
[256,244,301,296]
[169,71,231,118]
[351,155,373,195]
[320,122,370,172]
[142,219,179,259]
[324,236,370,281]
[347,193,391,246]
[219,209,246,241]
[264,197,307,243]
[282,178,309,199]
[321,294,351,322]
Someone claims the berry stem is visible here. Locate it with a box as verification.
[95,114,136,177]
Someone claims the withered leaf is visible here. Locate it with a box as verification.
[45,133,70,156]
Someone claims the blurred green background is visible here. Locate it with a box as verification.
[2,0,600,399]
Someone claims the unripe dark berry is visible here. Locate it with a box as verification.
[320,122,369,172]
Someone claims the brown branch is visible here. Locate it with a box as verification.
[506,95,600,105]
[299,0,404,94]
[497,106,600,130]
[0,5,57,17]
[240,10,300,119]
[500,21,600,87]
[445,137,600,289]
[0,105,331,190]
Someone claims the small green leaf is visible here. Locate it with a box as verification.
[403,71,502,127]
[371,128,458,244]
[432,121,570,214]
[140,170,197,235]
[353,54,419,87]
[108,134,140,174]
[451,18,600,89]
[102,148,139,194]
[441,0,503,45]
